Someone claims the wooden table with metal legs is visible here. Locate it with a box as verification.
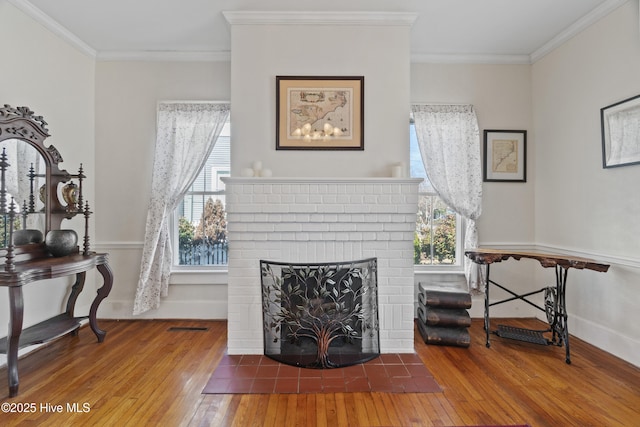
[465,248,609,364]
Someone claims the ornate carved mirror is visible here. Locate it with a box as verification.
[0,138,47,245]
[0,105,84,252]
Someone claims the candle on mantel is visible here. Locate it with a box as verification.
[252,161,262,174]
[391,164,403,178]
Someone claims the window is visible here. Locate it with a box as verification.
[410,120,463,266]
[173,120,230,267]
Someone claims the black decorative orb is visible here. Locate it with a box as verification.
[13,229,44,245]
[45,229,78,257]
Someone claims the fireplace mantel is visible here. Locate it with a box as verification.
[223,176,421,355]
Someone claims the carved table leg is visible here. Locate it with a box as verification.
[89,262,114,342]
[66,272,86,316]
[66,272,86,336]
[7,286,24,397]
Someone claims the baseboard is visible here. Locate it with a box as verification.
[564,313,640,368]
[99,299,227,320]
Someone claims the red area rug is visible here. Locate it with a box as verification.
[203,353,442,394]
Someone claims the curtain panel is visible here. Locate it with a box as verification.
[411,104,483,291]
[133,102,230,315]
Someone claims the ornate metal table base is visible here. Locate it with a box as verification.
[484,264,571,363]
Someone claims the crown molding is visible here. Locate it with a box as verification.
[222,11,418,27]
[530,0,629,63]
[9,2,627,65]
[413,0,630,65]
[96,50,231,62]
[8,0,96,58]
[411,52,531,65]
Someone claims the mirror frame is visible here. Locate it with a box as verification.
[0,105,76,241]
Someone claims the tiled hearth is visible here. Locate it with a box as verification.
[222,177,422,355]
[203,352,441,394]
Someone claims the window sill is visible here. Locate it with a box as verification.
[169,268,228,285]
[414,266,464,275]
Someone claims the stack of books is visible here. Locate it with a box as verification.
[416,284,472,348]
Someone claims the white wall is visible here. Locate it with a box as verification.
[532,1,640,366]
[228,16,412,178]
[411,63,538,317]
[0,2,96,359]
[94,61,230,318]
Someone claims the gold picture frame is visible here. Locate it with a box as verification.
[276,76,364,150]
[483,129,527,182]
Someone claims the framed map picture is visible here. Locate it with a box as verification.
[601,94,640,168]
[276,76,364,150]
[483,129,527,182]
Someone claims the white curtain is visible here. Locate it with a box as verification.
[411,104,483,291]
[133,102,230,315]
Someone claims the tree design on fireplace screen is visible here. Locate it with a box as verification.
[260,258,379,369]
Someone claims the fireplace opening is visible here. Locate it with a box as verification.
[260,258,379,369]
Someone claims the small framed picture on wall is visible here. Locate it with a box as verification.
[601,94,640,168]
[483,129,527,182]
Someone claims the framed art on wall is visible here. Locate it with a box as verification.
[483,129,527,182]
[601,94,640,168]
[276,76,364,150]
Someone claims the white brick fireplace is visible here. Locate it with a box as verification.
[223,177,422,355]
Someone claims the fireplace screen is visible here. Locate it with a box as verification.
[260,258,379,369]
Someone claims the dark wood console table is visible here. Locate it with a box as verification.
[0,104,114,397]
[465,248,609,364]
[0,249,113,397]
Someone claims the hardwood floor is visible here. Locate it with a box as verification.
[1,318,639,426]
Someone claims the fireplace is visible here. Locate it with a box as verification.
[260,258,379,368]
[222,177,422,355]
